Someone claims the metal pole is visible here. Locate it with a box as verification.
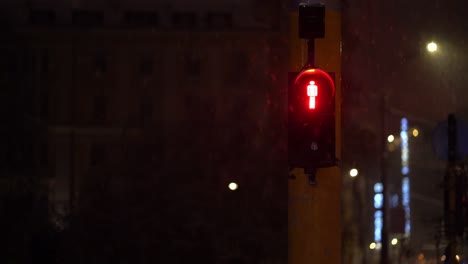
[447,114,457,263]
[307,39,315,68]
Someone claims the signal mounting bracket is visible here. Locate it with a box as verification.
[299,3,325,68]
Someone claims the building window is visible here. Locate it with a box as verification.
[185,55,201,77]
[92,96,107,123]
[172,12,197,28]
[205,12,232,29]
[124,11,158,27]
[90,143,106,166]
[39,141,48,168]
[40,88,48,120]
[147,143,163,167]
[29,9,56,26]
[72,10,103,27]
[140,56,154,76]
[226,52,248,85]
[41,50,49,74]
[139,143,163,167]
[125,143,162,171]
[95,51,107,75]
[140,97,153,125]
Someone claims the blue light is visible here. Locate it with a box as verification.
[400,132,408,140]
[375,210,383,218]
[373,182,385,242]
[374,230,381,242]
[402,177,411,235]
[405,221,411,234]
[402,178,409,192]
[374,183,383,193]
[401,118,408,131]
[402,194,409,205]
[400,118,411,236]
[374,193,383,209]
[401,140,408,148]
[402,166,410,175]
[391,194,399,208]
[401,118,409,177]
[374,210,383,242]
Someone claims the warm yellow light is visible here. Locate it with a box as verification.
[391,238,398,245]
[349,168,358,177]
[387,135,395,143]
[418,253,425,261]
[412,129,419,137]
[369,242,376,250]
[427,41,438,53]
[228,182,238,191]
[456,255,460,261]
[441,255,446,262]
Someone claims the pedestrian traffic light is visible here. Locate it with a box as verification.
[288,68,336,169]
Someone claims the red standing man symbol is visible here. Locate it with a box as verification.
[307,80,318,109]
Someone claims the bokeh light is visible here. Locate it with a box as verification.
[349,168,358,177]
[427,41,438,53]
[228,182,238,191]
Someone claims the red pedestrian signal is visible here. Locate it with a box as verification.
[288,68,336,169]
[291,68,335,117]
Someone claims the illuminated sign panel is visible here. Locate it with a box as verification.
[374,183,383,242]
[401,118,411,236]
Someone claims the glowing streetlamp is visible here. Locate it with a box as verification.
[349,168,358,178]
[427,41,438,53]
[228,182,238,191]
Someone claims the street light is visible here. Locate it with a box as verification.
[349,168,359,177]
[427,41,438,53]
[228,182,238,191]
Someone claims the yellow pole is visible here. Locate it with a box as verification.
[288,7,342,264]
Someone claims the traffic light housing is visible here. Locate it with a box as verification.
[288,68,336,169]
[298,3,325,39]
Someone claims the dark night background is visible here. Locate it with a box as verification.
[1,0,468,263]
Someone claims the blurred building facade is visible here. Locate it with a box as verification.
[0,0,289,262]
